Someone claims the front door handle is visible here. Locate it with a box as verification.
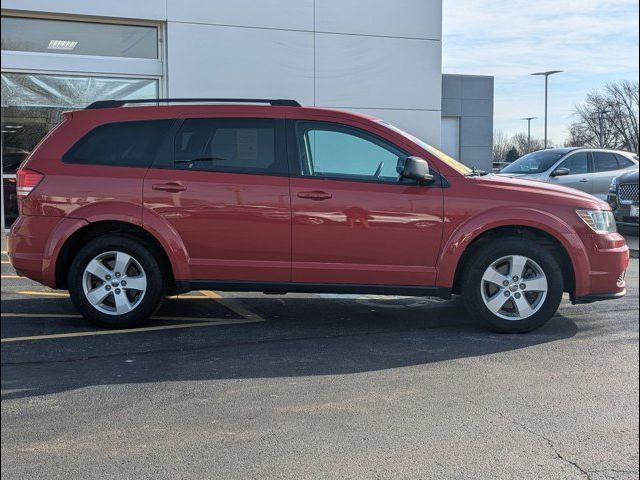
[297,190,333,201]
[152,182,186,192]
[579,178,589,183]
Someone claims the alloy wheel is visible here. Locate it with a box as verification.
[82,251,147,315]
[480,255,548,321]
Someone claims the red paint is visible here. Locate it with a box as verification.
[7,104,629,301]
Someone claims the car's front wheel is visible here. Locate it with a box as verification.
[461,237,564,333]
[68,234,166,328]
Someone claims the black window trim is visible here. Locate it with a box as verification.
[150,117,289,178]
[285,119,445,188]
[62,118,178,168]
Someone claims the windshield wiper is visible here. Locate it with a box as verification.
[466,166,489,177]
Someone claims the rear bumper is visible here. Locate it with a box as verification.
[7,216,49,284]
[7,214,74,288]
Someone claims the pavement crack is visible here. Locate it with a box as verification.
[472,403,593,479]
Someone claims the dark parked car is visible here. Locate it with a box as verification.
[607,169,639,230]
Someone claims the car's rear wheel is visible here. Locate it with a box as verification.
[68,234,165,328]
[461,237,564,333]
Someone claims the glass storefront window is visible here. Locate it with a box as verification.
[1,73,158,227]
[1,17,158,59]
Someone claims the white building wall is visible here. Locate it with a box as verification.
[2,0,442,145]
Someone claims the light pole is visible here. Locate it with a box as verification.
[531,70,563,148]
[521,116,537,150]
[596,109,610,147]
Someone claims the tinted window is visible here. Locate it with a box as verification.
[174,118,283,174]
[500,150,566,174]
[63,120,173,167]
[558,152,588,175]
[593,152,620,172]
[295,121,405,182]
[616,155,635,169]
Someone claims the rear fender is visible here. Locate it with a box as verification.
[43,201,191,286]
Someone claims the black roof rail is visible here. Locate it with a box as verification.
[85,98,301,109]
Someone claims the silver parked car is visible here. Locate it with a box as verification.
[498,148,639,200]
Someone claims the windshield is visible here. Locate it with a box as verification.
[500,150,566,174]
[377,121,472,175]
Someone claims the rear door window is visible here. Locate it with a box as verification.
[63,120,173,167]
[592,152,620,172]
[173,118,286,175]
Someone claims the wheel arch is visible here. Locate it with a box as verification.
[438,208,590,300]
[54,220,179,294]
[450,225,575,297]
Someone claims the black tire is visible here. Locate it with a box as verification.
[461,237,564,333]
[68,234,166,328]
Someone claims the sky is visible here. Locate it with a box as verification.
[442,0,640,145]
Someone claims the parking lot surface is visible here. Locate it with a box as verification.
[1,251,638,479]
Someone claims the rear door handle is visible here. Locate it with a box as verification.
[297,190,332,201]
[152,182,186,192]
[579,178,589,183]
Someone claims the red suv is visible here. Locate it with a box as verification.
[8,99,630,333]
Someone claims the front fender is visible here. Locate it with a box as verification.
[436,207,590,296]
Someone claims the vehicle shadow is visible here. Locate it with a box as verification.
[1,296,578,400]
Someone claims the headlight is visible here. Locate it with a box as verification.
[609,177,618,192]
[576,209,617,234]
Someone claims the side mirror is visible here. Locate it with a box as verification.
[551,167,570,177]
[397,156,435,184]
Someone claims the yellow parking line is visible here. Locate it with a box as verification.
[1,261,10,264]
[200,290,222,298]
[17,290,69,297]
[198,289,260,318]
[17,291,215,300]
[1,275,22,279]
[1,312,262,323]
[10,289,263,321]
[1,317,260,343]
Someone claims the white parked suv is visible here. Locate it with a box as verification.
[498,148,639,200]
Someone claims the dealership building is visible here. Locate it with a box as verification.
[1,0,493,229]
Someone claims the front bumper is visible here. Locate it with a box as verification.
[607,192,639,227]
[572,232,629,303]
[573,289,626,304]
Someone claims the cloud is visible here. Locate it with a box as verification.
[442,0,639,142]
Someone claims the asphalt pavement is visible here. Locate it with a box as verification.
[1,250,638,479]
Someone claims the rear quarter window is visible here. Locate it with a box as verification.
[616,154,636,169]
[63,120,174,167]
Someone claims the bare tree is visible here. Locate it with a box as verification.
[511,132,544,155]
[493,130,546,162]
[493,130,511,162]
[567,80,639,153]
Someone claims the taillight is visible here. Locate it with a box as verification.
[16,168,44,199]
